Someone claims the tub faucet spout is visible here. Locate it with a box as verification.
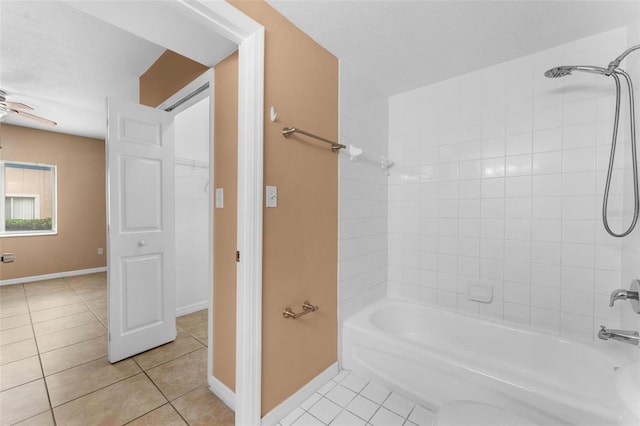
[609,288,639,307]
[598,325,639,345]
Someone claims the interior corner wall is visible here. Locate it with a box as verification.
[229,0,339,415]
[139,50,208,107]
[338,67,389,328]
[0,124,106,281]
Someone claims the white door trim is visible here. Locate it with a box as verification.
[64,2,265,424]
[169,3,265,425]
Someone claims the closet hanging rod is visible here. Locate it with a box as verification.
[282,127,346,153]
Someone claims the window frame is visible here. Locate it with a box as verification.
[0,161,58,237]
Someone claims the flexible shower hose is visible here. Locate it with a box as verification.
[602,69,639,237]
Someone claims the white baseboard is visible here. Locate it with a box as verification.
[208,375,235,411]
[0,267,107,286]
[176,301,208,317]
[261,362,339,426]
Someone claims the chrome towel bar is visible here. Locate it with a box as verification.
[283,300,319,319]
[282,127,345,152]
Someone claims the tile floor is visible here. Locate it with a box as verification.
[0,273,233,426]
[1,273,434,426]
[278,370,435,426]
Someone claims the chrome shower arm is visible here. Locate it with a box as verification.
[607,44,640,75]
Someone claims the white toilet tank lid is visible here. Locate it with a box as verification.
[435,401,539,426]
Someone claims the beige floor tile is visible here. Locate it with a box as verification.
[40,336,107,376]
[0,325,34,346]
[0,379,50,426]
[36,321,106,353]
[146,348,207,401]
[0,304,29,319]
[191,325,208,346]
[0,338,38,365]
[65,273,106,287]
[68,281,106,295]
[47,357,141,407]
[172,385,235,426]
[93,307,108,323]
[0,294,27,309]
[133,331,204,371]
[33,311,98,336]
[177,310,208,345]
[14,410,55,426]
[0,313,31,331]
[0,355,42,391]
[85,296,107,310]
[0,284,24,295]
[28,292,83,312]
[23,279,69,296]
[176,310,208,331]
[27,289,82,312]
[53,373,166,426]
[30,302,89,324]
[127,403,187,426]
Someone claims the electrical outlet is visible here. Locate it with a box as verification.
[98,248,104,255]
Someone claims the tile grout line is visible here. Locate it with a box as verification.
[135,343,205,372]
[49,371,148,413]
[22,282,58,426]
[300,375,421,426]
[129,355,188,425]
[65,276,108,329]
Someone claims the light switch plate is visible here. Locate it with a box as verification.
[215,188,224,208]
[266,185,277,208]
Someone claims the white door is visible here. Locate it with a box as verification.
[107,98,176,363]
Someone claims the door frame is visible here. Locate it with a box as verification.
[157,5,265,425]
[156,68,215,394]
[65,2,265,424]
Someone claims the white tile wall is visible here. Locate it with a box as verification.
[339,67,388,326]
[387,27,634,341]
[621,23,640,333]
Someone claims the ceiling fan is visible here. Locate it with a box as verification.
[0,90,57,127]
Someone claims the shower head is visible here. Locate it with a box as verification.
[544,66,575,78]
[544,65,608,78]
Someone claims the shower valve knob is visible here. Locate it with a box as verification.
[609,280,640,314]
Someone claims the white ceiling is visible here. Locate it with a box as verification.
[267,0,640,96]
[2,1,639,139]
[0,1,236,139]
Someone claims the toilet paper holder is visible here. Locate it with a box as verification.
[283,301,319,319]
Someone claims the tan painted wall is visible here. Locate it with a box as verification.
[139,50,209,107]
[0,124,106,280]
[212,52,238,391]
[228,0,339,414]
[139,0,340,413]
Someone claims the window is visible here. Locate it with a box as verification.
[0,161,56,236]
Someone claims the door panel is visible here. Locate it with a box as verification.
[107,97,176,363]
[121,156,162,230]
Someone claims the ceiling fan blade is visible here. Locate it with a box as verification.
[0,101,33,110]
[10,108,57,126]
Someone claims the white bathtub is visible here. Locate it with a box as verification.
[342,298,639,425]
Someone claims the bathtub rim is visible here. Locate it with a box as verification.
[345,296,638,364]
